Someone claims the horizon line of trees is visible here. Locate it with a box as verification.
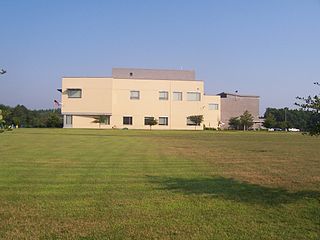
[263,108,314,131]
[0,104,62,128]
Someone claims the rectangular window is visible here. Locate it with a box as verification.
[187,92,201,101]
[159,117,168,126]
[100,115,110,125]
[130,91,140,100]
[67,89,82,98]
[144,117,154,125]
[66,115,73,125]
[123,116,133,125]
[186,117,200,126]
[173,92,182,101]
[159,91,168,100]
[209,103,219,110]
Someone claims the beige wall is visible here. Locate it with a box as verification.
[111,78,207,130]
[62,78,113,115]
[61,77,221,130]
[203,95,221,128]
[72,115,110,129]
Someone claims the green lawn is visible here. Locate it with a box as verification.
[0,129,319,239]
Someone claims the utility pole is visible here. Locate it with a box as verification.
[284,107,288,131]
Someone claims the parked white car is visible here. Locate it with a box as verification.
[288,128,300,132]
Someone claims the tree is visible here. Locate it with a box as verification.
[46,112,63,128]
[0,104,63,128]
[228,117,241,130]
[240,110,254,130]
[188,115,204,130]
[295,82,320,136]
[11,105,29,127]
[92,115,109,128]
[228,111,254,130]
[263,113,276,128]
[145,117,158,130]
[0,109,5,129]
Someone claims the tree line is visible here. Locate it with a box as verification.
[263,108,314,131]
[227,107,317,132]
[0,104,62,128]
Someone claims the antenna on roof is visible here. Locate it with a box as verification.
[235,90,238,101]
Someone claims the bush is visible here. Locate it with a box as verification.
[204,127,216,131]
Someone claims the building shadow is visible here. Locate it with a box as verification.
[147,176,320,206]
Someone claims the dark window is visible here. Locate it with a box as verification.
[123,116,133,125]
[144,117,154,125]
[100,115,110,125]
[187,117,200,126]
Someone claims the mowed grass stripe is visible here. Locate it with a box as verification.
[0,128,319,239]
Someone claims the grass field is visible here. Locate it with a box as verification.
[0,129,319,239]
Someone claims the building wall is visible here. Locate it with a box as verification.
[219,94,260,129]
[72,115,110,129]
[111,78,209,130]
[203,95,221,128]
[62,77,113,115]
[61,75,221,130]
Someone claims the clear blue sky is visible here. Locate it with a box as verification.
[1,0,319,114]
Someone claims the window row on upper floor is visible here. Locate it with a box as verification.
[66,88,218,110]
[130,90,201,101]
[65,89,219,109]
[66,89,200,101]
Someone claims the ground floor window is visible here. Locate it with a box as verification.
[186,117,199,126]
[123,116,133,125]
[159,117,168,126]
[144,117,155,125]
[99,115,110,125]
[66,115,73,125]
